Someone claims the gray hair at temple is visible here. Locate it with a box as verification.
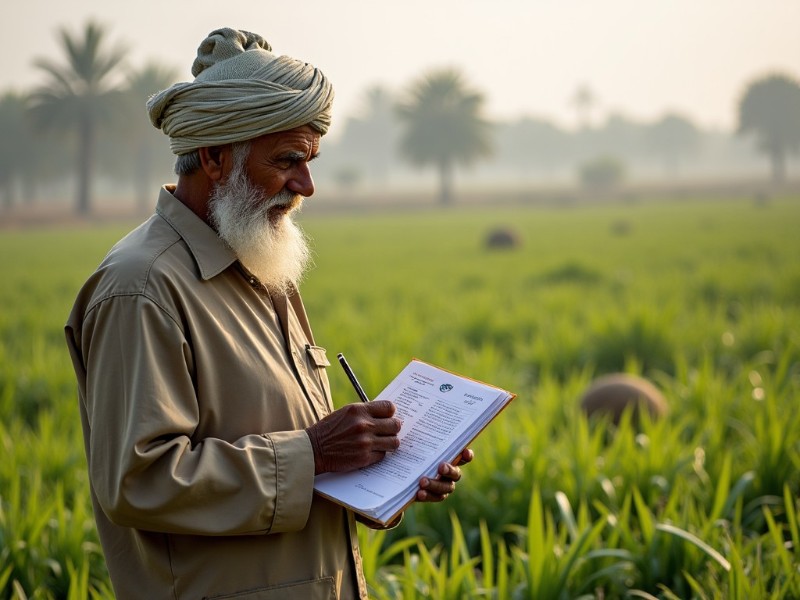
[147,27,334,165]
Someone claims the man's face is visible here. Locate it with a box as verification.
[238,125,321,213]
[208,130,319,295]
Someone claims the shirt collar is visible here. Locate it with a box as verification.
[155,185,237,280]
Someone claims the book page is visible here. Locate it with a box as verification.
[350,382,475,485]
[314,360,513,516]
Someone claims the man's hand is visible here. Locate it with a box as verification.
[305,401,402,475]
[416,448,474,502]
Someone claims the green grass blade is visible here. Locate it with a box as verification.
[656,523,731,571]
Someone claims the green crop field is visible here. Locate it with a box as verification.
[1,195,799,598]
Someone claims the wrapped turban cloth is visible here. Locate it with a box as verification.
[147,27,334,155]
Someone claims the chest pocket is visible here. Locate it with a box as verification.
[306,345,330,368]
[271,290,334,419]
[304,344,333,412]
[289,341,333,419]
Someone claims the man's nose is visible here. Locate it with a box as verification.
[286,163,315,197]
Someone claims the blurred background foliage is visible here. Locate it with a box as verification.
[1,21,799,220]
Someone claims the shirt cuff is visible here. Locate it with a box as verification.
[263,430,315,532]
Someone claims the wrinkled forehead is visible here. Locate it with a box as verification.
[248,126,321,157]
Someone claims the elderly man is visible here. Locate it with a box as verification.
[64,28,471,600]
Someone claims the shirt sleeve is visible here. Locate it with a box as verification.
[76,293,315,536]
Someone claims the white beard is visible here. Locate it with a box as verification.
[209,158,311,296]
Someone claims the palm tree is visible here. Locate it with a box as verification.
[396,69,492,205]
[0,93,33,209]
[495,117,570,178]
[122,63,178,214]
[570,83,599,130]
[334,85,398,187]
[738,72,800,185]
[645,113,700,176]
[0,92,72,208]
[355,85,397,184]
[30,21,127,214]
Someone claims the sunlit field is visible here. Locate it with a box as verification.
[1,195,799,598]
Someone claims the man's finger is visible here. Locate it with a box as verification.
[373,434,400,452]
[373,416,403,436]
[366,400,396,417]
[438,463,462,481]
[427,478,456,495]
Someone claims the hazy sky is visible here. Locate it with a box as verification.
[5,0,799,138]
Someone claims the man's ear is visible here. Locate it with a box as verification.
[198,145,230,181]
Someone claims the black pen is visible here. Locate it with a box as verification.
[337,353,370,403]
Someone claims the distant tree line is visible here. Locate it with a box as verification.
[325,75,800,199]
[1,21,799,215]
[0,21,178,216]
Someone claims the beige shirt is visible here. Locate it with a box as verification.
[65,187,367,599]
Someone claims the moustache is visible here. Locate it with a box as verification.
[266,190,303,217]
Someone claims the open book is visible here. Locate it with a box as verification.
[313,359,516,526]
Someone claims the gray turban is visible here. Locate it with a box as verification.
[147,28,334,155]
